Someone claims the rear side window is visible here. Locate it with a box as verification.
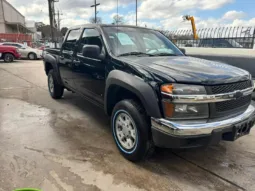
[63,29,81,51]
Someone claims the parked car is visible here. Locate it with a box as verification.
[198,39,243,48]
[0,42,42,60]
[44,24,255,162]
[0,45,21,62]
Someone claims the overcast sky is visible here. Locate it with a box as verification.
[7,0,255,30]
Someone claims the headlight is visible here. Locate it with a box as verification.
[161,84,209,120]
[161,84,206,95]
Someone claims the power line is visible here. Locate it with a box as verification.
[90,0,100,23]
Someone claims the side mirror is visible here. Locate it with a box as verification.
[82,45,101,59]
[179,48,186,54]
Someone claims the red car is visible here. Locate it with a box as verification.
[0,45,21,62]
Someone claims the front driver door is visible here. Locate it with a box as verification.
[59,28,81,89]
[72,28,106,106]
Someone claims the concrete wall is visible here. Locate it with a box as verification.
[185,47,255,78]
[2,0,25,24]
[4,24,15,33]
[0,0,4,23]
[0,23,5,32]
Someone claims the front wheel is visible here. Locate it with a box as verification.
[28,53,37,60]
[48,69,64,99]
[4,53,14,62]
[111,99,154,162]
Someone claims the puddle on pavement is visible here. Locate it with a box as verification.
[0,98,247,191]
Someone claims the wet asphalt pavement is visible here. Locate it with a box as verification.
[0,60,255,191]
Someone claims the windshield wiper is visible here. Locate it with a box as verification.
[152,53,177,56]
[118,52,154,57]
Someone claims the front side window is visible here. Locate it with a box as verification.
[102,26,183,56]
[78,28,102,54]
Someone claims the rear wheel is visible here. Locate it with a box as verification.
[4,53,14,62]
[111,99,154,162]
[48,69,64,99]
[28,53,37,60]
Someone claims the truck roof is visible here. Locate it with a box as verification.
[68,24,154,31]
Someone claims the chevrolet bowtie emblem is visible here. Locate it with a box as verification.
[234,91,243,100]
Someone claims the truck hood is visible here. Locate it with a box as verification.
[119,56,250,85]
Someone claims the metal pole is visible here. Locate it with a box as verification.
[91,0,100,23]
[48,0,55,47]
[136,0,137,26]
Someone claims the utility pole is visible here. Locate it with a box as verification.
[90,0,100,23]
[48,0,54,46]
[48,0,58,47]
[56,10,63,31]
[136,0,137,26]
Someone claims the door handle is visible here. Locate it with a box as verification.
[73,60,80,66]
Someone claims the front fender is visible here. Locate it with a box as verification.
[44,54,63,85]
[105,70,162,118]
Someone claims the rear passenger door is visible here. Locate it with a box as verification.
[59,28,81,89]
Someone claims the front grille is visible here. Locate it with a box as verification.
[211,80,252,94]
[208,80,252,118]
[215,95,251,112]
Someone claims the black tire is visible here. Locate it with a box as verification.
[4,53,14,63]
[48,69,64,99]
[111,99,154,162]
[28,53,37,60]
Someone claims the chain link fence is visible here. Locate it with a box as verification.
[161,26,255,49]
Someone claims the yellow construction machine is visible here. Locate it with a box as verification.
[183,15,199,40]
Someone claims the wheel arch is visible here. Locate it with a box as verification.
[27,52,37,59]
[105,70,162,118]
[44,54,63,85]
[3,52,14,56]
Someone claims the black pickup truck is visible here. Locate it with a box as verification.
[44,24,255,162]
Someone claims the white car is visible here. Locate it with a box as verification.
[0,42,42,60]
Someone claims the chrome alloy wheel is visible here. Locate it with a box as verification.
[115,112,137,150]
[48,74,54,94]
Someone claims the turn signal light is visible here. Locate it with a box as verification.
[161,84,173,94]
[163,102,174,118]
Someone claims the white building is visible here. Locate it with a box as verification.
[26,20,42,41]
[0,0,31,33]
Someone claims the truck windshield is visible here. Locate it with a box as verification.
[102,26,183,57]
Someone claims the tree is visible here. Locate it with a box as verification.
[61,27,68,36]
[89,17,102,24]
[112,14,125,25]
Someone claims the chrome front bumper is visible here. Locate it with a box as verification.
[151,104,255,136]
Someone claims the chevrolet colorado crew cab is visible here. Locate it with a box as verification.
[44,24,255,162]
